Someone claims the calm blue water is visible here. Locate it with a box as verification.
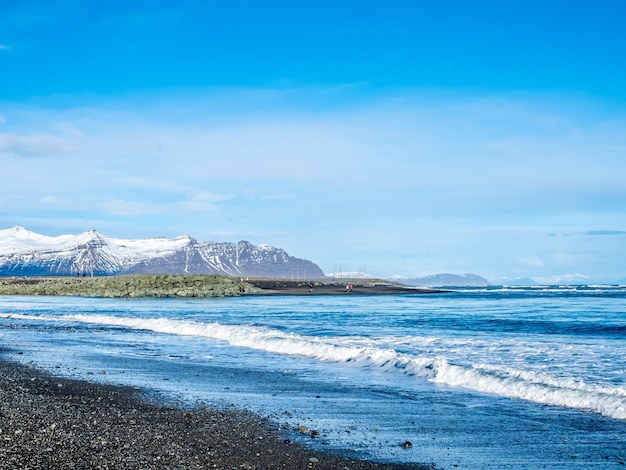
[1,286,625,468]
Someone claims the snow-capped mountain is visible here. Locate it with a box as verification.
[399,273,490,287]
[0,227,324,278]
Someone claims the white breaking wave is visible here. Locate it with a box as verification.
[2,312,625,420]
[432,359,626,420]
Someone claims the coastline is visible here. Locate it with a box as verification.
[246,279,445,295]
[0,355,430,469]
[0,275,446,298]
[0,275,259,298]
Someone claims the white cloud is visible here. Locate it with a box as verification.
[39,195,61,205]
[514,256,544,268]
[102,193,234,218]
[2,88,626,280]
[101,200,164,217]
[259,193,296,201]
[114,175,185,193]
[178,192,233,213]
[550,252,579,266]
[189,191,233,203]
[243,189,296,201]
[178,200,219,213]
[0,132,76,157]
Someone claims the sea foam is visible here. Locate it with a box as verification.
[3,311,625,420]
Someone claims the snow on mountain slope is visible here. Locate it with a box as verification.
[0,226,78,254]
[0,227,192,271]
[0,227,324,278]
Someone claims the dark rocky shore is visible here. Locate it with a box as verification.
[0,276,438,468]
[0,275,444,298]
[0,358,431,470]
[245,279,443,296]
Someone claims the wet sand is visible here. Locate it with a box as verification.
[0,357,431,469]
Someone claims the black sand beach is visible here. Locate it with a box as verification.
[0,276,444,298]
[246,279,443,296]
[0,277,437,468]
[0,357,431,469]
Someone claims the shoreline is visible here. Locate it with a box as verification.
[0,275,258,298]
[0,355,430,469]
[0,275,447,298]
[245,279,446,295]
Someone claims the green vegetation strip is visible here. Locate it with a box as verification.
[0,275,260,298]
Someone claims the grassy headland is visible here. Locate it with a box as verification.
[0,274,259,298]
[0,275,442,298]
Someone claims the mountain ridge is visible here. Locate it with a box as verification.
[0,227,324,278]
[400,273,490,287]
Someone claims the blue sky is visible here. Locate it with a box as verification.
[2,1,626,283]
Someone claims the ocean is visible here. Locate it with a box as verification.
[1,286,625,468]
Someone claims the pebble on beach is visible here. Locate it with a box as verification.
[0,359,429,470]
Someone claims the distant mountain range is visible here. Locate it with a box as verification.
[400,273,490,287]
[6,227,608,286]
[499,277,540,286]
[0,227,324,278]
[328,272,493,287]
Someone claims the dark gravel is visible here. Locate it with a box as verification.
[0,359,431,470]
